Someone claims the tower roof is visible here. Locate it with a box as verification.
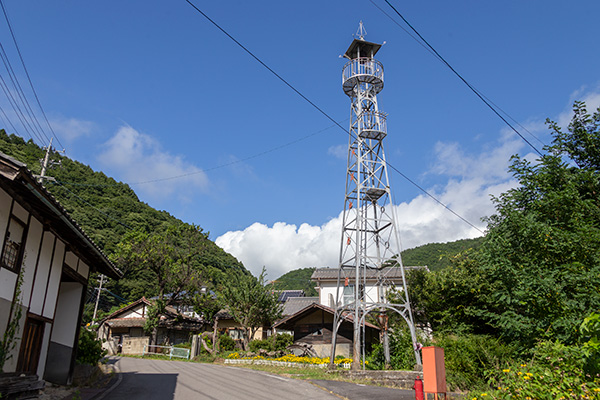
[344,38,382,60]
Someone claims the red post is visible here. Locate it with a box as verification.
[413,376,424,400]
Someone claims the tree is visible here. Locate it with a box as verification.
[407,102,600,347]
[219,268,282,351]
[111,223,210,343]
[192,290,221,354]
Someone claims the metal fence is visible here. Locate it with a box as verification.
[143,344,190,360]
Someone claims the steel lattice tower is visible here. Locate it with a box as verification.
[329,23,421,370]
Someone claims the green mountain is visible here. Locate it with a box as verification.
[271,267,318,297]
[0,130,246,307]
[401,237,484,271]
[271,237,484,293]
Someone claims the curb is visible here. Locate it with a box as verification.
[91,360,123,400]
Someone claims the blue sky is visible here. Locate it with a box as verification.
[1,1,599,279]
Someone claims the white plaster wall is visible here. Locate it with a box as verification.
[319,283,387,306]
[78,261,89,279]
[0,269,17,302]
[43,239,65,318]
[0,188,11,245]
[122,304,145,319]
[11,201,28,224]
[29,231,55,315]
[51,282,83,347]
[64,251,78,271]
[36,321,52,378]
[21,217,43,307]
[2,304,27,373]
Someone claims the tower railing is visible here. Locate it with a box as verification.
[358,110,387,140]
[342,58,384,96]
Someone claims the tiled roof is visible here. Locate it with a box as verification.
[106,318,145,328]
[282,297,319,316]
[0,151,121,279]
[311,266,428,281]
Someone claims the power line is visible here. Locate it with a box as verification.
[0,40,49,145]
[56,120,342,187]
[50,180,132,229]
[183,1,484,235]
[0,0,65,150]
[380,0,544,156]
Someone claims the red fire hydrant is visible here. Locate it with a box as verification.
[413,376,424,400]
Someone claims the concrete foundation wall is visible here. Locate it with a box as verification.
[44,341,73,385]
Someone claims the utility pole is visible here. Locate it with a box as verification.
[92,274,105,325]
[36,137,63,183]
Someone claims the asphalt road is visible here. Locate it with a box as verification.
[103,357,339,400]
[102,357,417,400]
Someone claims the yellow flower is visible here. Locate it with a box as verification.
[502,368,511,373]
[526,372,533,377]
[523,376,530,380]
[594,388,600,392]
[517,372,523,375]
[481,394,487,397]
[521,364,527,367]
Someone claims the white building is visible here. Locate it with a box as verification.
[0,152,121,385]
[311,266,428,308]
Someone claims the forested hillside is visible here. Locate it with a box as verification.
[0,130,247,311]
[271,237,483,293]
[400,237,483,271]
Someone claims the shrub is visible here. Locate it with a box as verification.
[219,334,236,352]
[471,340,600,399]
[433,333,516,391]
[76,328,106,365]
[274,333,293,351]
[367,327,419,370]
[249,339,273,352]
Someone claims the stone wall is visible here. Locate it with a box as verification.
[334,369,421,389]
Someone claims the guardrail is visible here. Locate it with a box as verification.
[143,344,190,360]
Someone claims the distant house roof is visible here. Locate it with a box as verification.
[274,302,379,331]
[0,151,121,279]
[311,266,428,282]
[281,297,318,316]
[277,290,305,302]
[100,297,204,329]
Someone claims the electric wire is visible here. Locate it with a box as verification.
[0,72,38,142]
[51,180,132,229]
[55,120,343,187]
[0,40,49,145]
[183,0,484,234]
[380,0,544,156]
[0,103,23,138]
[0,0,65,150]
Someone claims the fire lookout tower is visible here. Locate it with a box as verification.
[329,22,421,370]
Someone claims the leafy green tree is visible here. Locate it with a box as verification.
[404,102,600,349]
[219,268,282,351]
[192,291,222,354]
[111,223,210,343]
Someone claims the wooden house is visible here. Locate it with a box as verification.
[98,297,204,355]
[0,151,121,385]
[273,303,379,358]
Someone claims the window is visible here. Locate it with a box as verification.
[343,285,354,305]
[2,216,26,272]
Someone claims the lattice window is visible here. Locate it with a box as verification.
[1,216,25,272]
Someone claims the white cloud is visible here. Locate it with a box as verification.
[217,132,524,278]
[558,86,600,128]
[50,116,95,142]
[98,125,209,201]
[327,144,347,159]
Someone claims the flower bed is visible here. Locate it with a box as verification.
[225,352,353,369]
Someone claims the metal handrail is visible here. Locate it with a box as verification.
[342,57,384,94]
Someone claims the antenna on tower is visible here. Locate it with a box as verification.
[355,21,367,40]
